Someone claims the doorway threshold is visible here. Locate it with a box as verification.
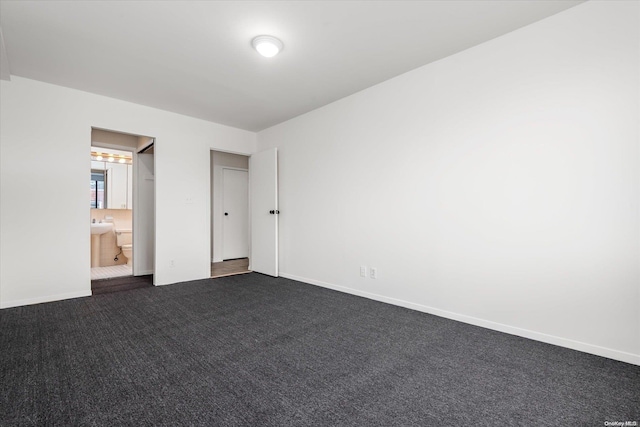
[92,274,153,295]
[211,258,250,278]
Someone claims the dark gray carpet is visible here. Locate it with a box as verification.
[1,273,638,426]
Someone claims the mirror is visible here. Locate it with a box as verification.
[91,147,133,209]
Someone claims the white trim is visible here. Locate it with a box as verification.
[132,149,139,276]
[1,290,92,309]
[279,272,640,366]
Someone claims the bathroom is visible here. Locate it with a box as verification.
[90,128,155,288]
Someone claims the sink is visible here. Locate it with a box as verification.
[91,222,113,235]
[91,222,113,267]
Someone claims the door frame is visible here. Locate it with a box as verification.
[209,150,251,265]
[90,141,141,276]
[133,147,155,278]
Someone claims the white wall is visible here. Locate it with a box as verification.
[210,151,249,262]
[0,76,256,307]
[258,1,639,364]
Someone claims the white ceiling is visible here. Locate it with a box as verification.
[0,1,583,132]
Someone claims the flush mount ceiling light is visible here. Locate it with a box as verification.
[252,35,283,58]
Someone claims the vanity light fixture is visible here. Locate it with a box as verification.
[252,35,283,58]
[91,151,133,164]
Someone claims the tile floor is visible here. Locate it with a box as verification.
[91,265,132,280]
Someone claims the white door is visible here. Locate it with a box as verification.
[222,169,249,260]
[134,152,155,276]
[250,148,278,276]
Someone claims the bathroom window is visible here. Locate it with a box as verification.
[91,170,106,209]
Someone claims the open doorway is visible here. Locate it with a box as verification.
[210,150,251,278]
[90,128,155,294]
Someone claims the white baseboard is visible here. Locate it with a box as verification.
[1,290,93,309]
[279,272,640,366]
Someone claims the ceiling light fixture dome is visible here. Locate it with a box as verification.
[252,35,283,58]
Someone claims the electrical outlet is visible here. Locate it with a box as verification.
[360,266,367,278]
[370,267,377,279]
[170,260,175,267]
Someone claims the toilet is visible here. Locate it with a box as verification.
[115,229,133,266]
